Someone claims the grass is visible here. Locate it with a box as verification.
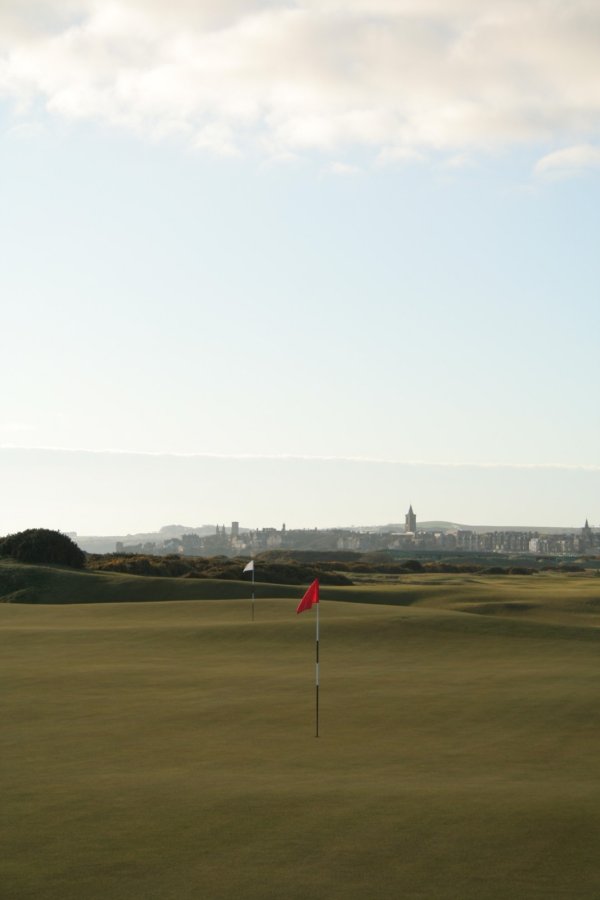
[2,567,600,898]
[2,557,600,621]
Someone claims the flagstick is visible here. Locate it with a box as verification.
[296,580,320,737]
[251,566,255,622]
[315,600,320,738]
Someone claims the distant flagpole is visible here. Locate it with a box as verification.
[243,560,255,621]
[296,579,320,738]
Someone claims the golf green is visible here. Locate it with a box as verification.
[3,595,600,899]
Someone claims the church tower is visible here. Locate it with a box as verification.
[405,505,417,534]
[581,519,593,550]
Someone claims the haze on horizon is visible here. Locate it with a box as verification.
[0,448,598,536]
[1,1,599,535]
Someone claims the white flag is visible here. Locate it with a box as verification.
[243,560,254,573]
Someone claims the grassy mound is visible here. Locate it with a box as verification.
[0,559,302,604]
[2,560,600,629]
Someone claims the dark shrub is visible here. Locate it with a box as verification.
[0,529,85,568]
[401,559,424,572]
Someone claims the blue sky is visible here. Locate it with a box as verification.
[0,1,599,534]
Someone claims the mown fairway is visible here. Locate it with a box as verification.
[3,584,600,899]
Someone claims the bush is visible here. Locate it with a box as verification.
[400,559,424,572]
[87,553,352,585]
[0,529,86,568]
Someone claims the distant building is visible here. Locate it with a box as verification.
[107,516,596,559]
[456,530,478,551]
[182,534,202,556]
[163,537,182,553]
[581,519,594,551]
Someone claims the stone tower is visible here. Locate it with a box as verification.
[581,519,594,550]
[405,505,417,534]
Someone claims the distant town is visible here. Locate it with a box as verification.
[72,507,599,557]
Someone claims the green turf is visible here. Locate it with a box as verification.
[3,589,600,899]
[2,558,600,623]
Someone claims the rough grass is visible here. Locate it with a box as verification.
[3,587,600,899]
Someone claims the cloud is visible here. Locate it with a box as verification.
[5,120,45,140]
[534,143,600,178]
[1,1,600,162]
[327,161,361,176]
[0,423,35,433]
[2,445,600,472]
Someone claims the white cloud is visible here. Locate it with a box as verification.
[534,143,600,178]
[5,120,45,140]
[0,423,35,435]
[1,1,600,162]
[2,445,600,472]
[327,161,361,176]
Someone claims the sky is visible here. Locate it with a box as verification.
[0,0,599,534]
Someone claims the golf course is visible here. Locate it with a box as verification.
[3,563,600,899]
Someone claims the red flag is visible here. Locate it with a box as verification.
[296,579,319,614]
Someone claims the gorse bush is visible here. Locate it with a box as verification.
[88,554,352,585]
[0,529,86,568]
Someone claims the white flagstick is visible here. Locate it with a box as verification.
[243,561,255,621]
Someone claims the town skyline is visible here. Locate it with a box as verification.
[67,509,599,557]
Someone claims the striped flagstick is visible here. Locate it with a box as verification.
[296,579,320,737]
[315,597,320,738]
